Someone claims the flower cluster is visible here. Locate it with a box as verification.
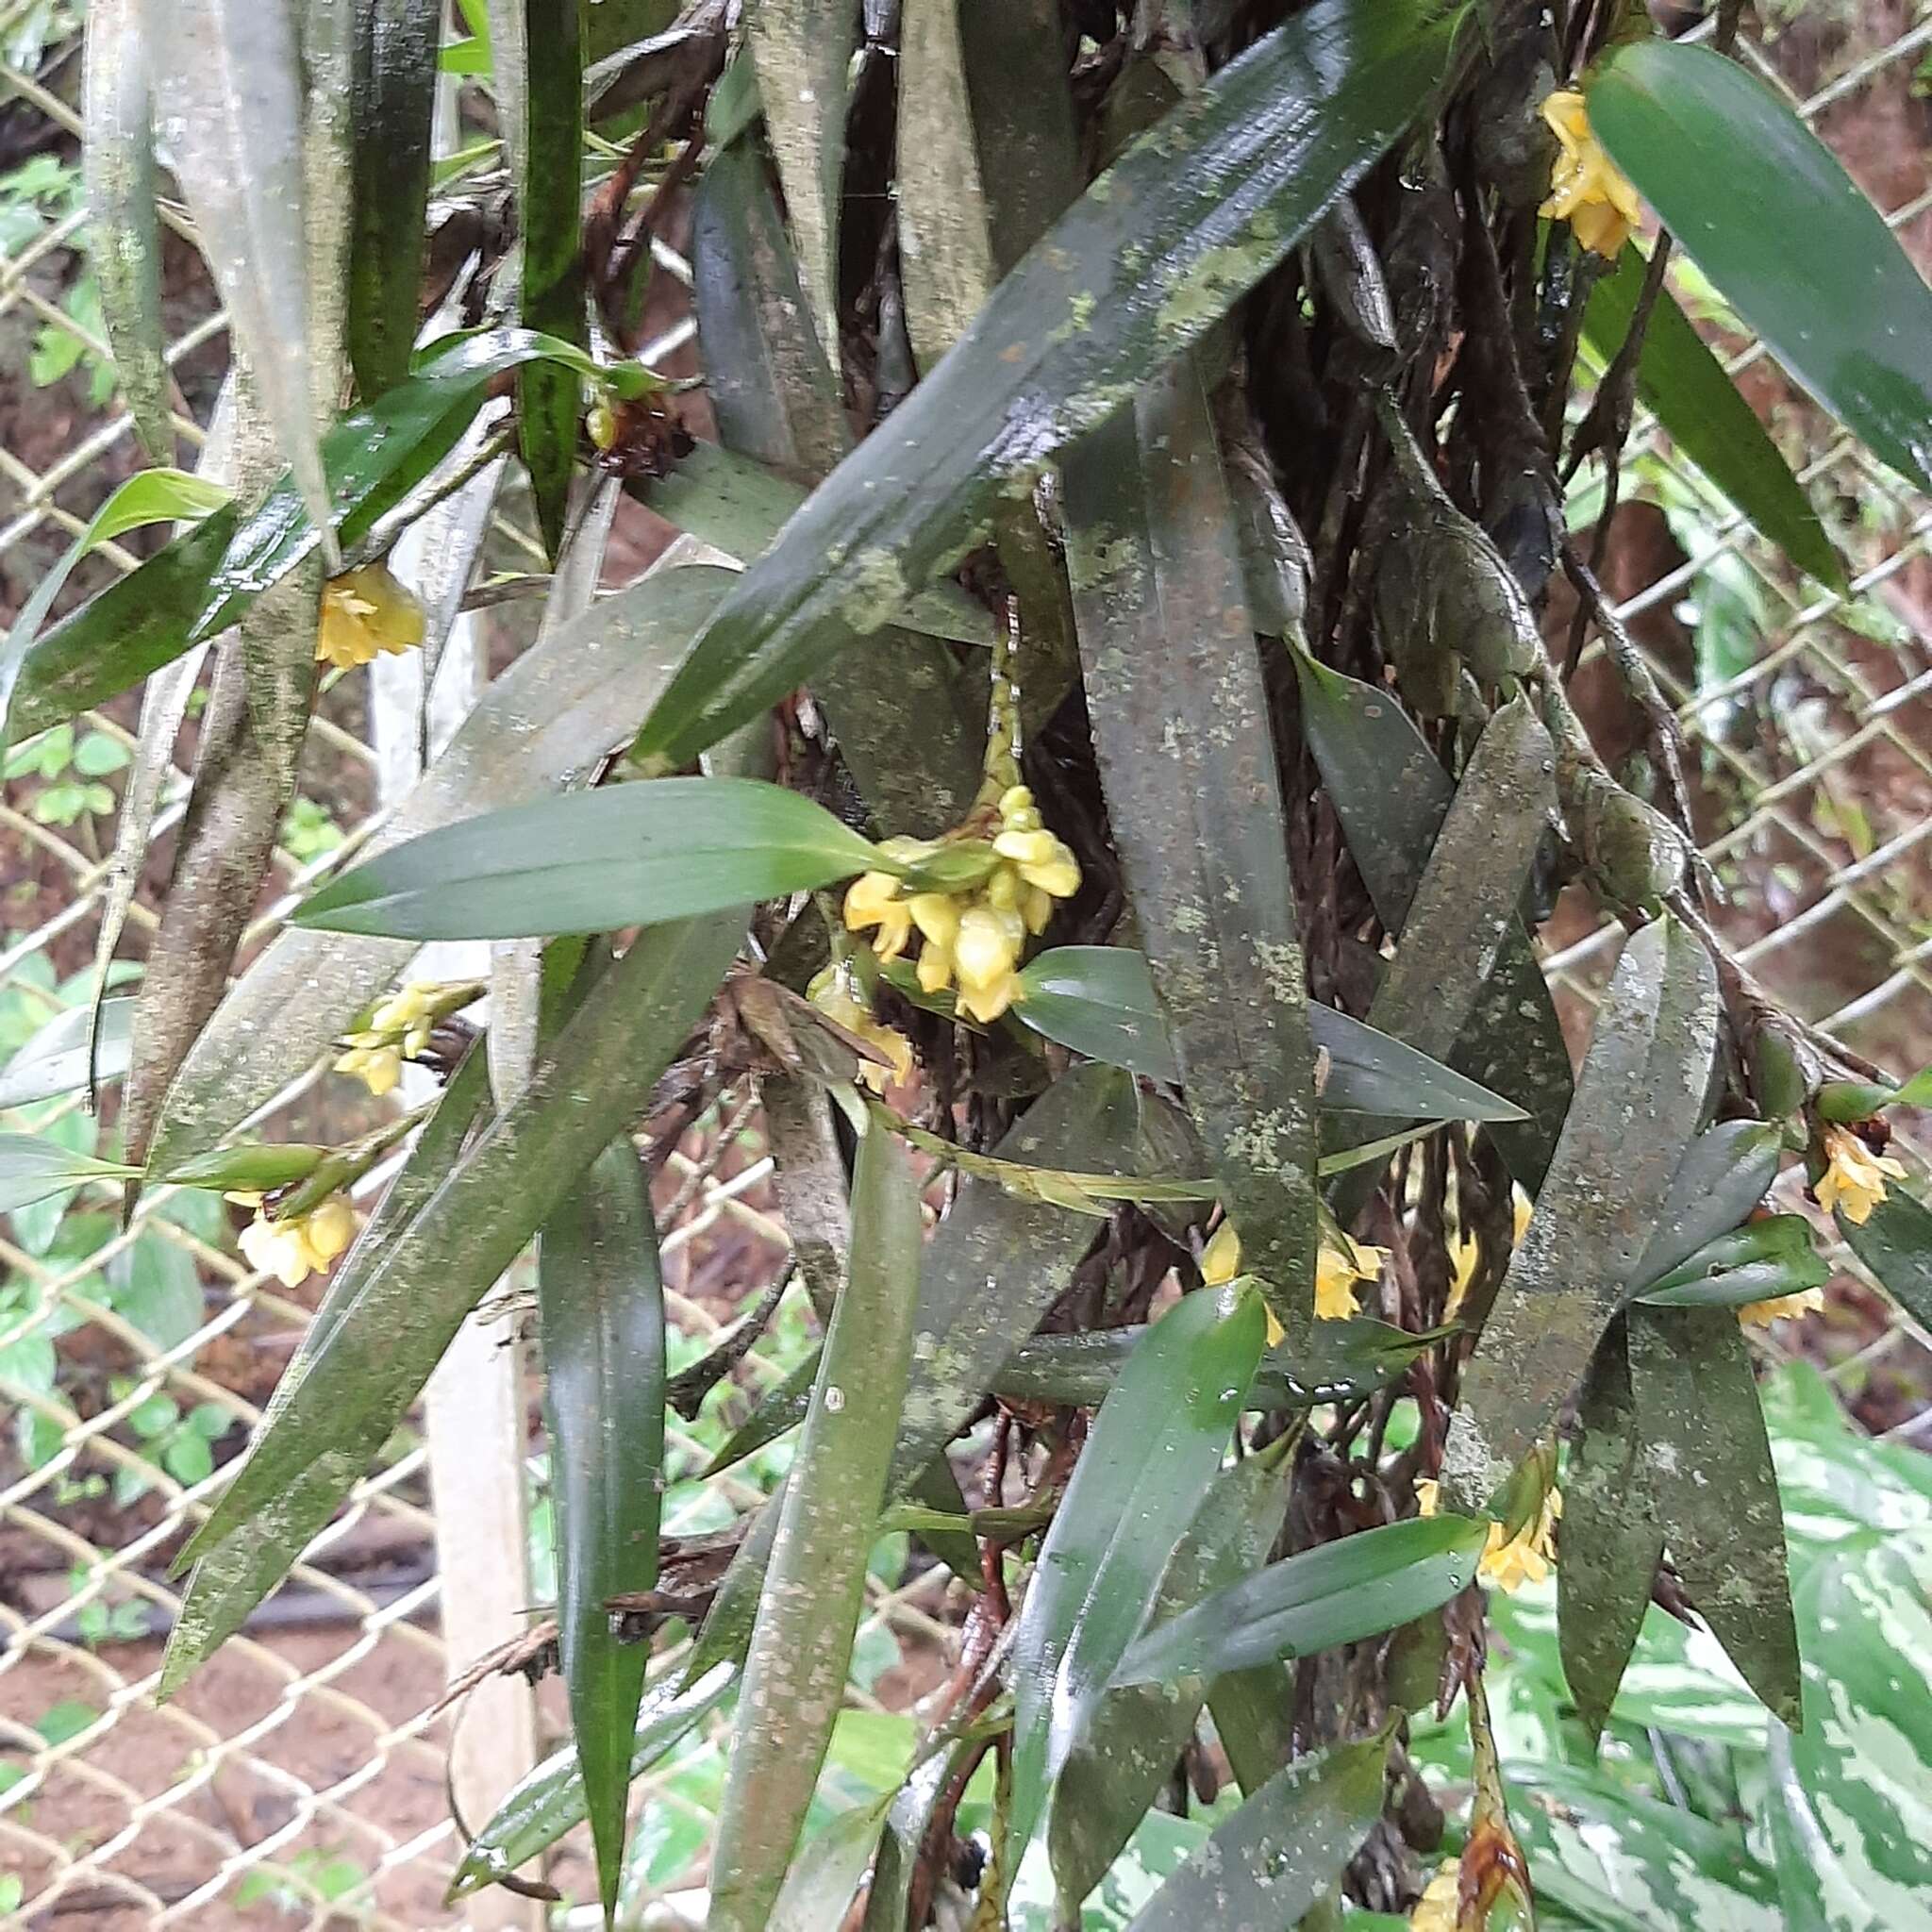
[843,787,1080,1024]
[1814,1123,1906,1225]
[1417,1475,1562,1594]
[1199,1221,1389,1333]
[232,1192,357,1289]
[1541,89,1642,258]
[807,965,914,1094]
[317,562,426,672]
[333,981,470,1097]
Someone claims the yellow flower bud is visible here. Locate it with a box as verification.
[333,1041,403,1097]
[587,397,619,450]
[984,863,1023,912]
[317,563,426,671]
[908,892,960,945]
[1022,886,1055,934]
[954,905,1024,992]
[994,827,1081,900]
[917,938,956,993]
[1201,1222,1241,1287]
[957,971,1021,1024]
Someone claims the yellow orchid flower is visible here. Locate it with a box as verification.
[1540,90,1643,258]
[317,562,426,671]
[1814,1124,1907,1225]
[1201,1222,1387,1341]
[1738,1286,1826,1327]
[1417,1476,1561,1593]
[1408,1864,1459,1932]
[235,1192,358,1288]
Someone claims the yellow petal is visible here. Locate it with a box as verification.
[907,892,961,945]
[1738,1286,1825,1327]
[1201,1222,1241,1287]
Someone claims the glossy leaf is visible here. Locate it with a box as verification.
[707,1121,923,1932]
[175,912,744,1574]
[631,0,1462,767]
[1008,1286,1266,1856]
[292,776,892,941]
[745,0,851,363]
[84,0,170,459]
[1584,245,1842,590]
[0,1133,138,1215]
[446,1662,736,1899]
[1111,1515,1488,1689]
[153,0,338,561]
[147,564,735,1174]
[1444,917,1718,1507]
[1628,1117,1783,1289]
[1590,40,1932,493]
[518,0,585,558]
[538,1140,667,1922]
[1049,1452,1291,1916]
[1559,1319,1664,1744]
[348,0,439,398]
[1628,1304,1802,1724]
[1291,648,1572,1189]
[0,999,136,1108]
[1117,1730,1391,1932]
[1636,1216,1828,1309]
[1068,359,1320,1339]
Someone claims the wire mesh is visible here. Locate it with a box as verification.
[2,8,1930,1924]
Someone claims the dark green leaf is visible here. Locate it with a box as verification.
[1443,917,1718,1507]
[1049,1453,1291,1916]
[704,1342,818,1477]
[1584,245,1843,590]
[1068,359,1320,1340]
[517,0,586,558]
[1559,1319,1664,1744]
[707,1121,923,1932]
[1291,649,1572,1190]
[1111,1515,1488,1689]
[1008,1286,1266,1855]
[348,0,440,399]
[147,563,737,1174]
[1118,1731,1391,1932]
[1837,1183,1932,1336]
[1628,1305,1802,1724]
[1628,1118,1782,1288]
[84,0,170,459]
[175,913,743,1574]
[1636,1217,1828,1309]
[293,776,888,941]
[538,1140,667,1922]
[446,1662,736,1900]
[1591,40,1932,493]
[631,0,1461,767]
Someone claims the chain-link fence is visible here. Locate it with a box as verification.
[3,6,1930,1926]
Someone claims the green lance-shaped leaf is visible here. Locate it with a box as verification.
[175,911,743,1573]
[767,1794,893,1932]
[1636,1217,1828,1311]
[1325,692,1556,1224]
[292,775,904,941]
[647,442,996,648]
[0,1133,138,1216]
[154,0,339,565]
[1291,649,1572,1190]
[707,1119,923,1932]
[537,1139,668,1923]
[447,1662,737,1901]
[744,0,852,366]
[1837,1182,1932,1338]
[1008,1285,1266,1858]
[1110,1514,1489,1690]
[1067,358,1320,1340]
[1013,946,1526,1125]
[1590,40,1932,494]
[348,0,440,399]
[518,0,586,560]
[1442,917,1718,1509]
[146,563,735,1175]
[1584,244,1843,591]
[631,0,1461,769]
[1627,1117,1783,1290]
[1627,1304,1801,1725]
[863,1737,975,1932]
[159,1049,494,1698]
[1049,1451,1291,1918]
[689,138,981,835]
[0,468,231,753]
[8,328,601,741]
[0,1000,136,1110]
[1117,1730,1392,1932]
[1559,1318,1665,1746]
[84,0,170,460]
[1771,1526,1932,1926]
